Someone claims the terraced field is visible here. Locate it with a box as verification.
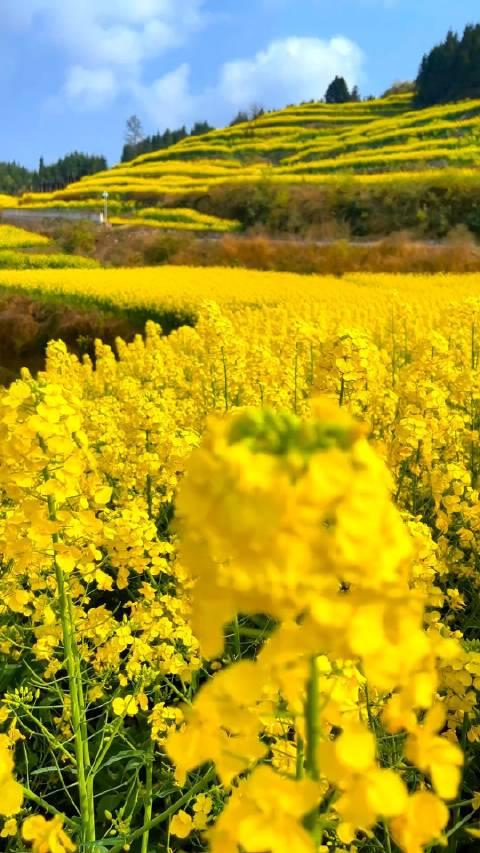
[0,93,479,237]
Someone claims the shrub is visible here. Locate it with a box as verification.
[57,220,96,255]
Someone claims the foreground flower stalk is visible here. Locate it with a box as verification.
[167,402,462,852]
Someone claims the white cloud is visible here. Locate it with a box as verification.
[64,66,118,109]
[133,64,196,128]
[2,0,206,105]
[3,2,365,131]
[4,0,205,61]
[139,36,365,131]
[219,37,364,109]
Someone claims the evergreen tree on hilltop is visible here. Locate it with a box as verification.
[325,76,352,103]
[191,120,214,136]
[229,110,250,126]
[0,161,33,194]
[457,24,480,99]
[0,152,107,195]
[33,152,107,191]
[121,121,215,162]
[416,24,480,106]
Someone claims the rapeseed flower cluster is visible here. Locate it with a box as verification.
[167,404,460,851]
[0,270,479,851]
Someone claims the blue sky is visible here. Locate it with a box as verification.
[1,0,479,168]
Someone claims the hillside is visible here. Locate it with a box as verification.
[6,92,480,236]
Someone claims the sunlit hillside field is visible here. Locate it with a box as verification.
[2,268,480,852]
[0,225,98,269]
[7,95,480,243]
[0,224,50,249]
[19,94,480,204]
[14,95,480,233]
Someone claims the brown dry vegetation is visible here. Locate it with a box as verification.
[76,225,480,274]
[0,294,144,383]
[5,211,480,275]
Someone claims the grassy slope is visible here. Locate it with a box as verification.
[16,93,480,207]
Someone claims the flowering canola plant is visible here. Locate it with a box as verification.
[0,224,50,249]
[0,269,480,850]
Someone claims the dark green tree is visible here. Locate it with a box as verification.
[325,76,351,104]
[229,110,249,126]
[416,24,480,106]
[0,152,107,195]
[0,162,32,194]
[121,123,210,162]
[190,121,214,136]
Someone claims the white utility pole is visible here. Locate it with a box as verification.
[102,191,109,224]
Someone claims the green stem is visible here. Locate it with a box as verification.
[14,705,74,765]
[303,657,321,834]
[146,473,153,521]
[90,715,125,778]
[22,786,77,829]
[383,819,393,853]
[108,766,216,853]
[305,657,320,781]
[233,616,241,660]
[446,809,476,843]
[67,595,95,845]
[140,745,154,853]
[45,488,95,850]
[296,735,305,780]
[55,558,94,848]
[364,682,375,733]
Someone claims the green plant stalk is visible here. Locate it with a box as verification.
[383,819,393,853]
[305,657,320,780]
[146,473,153,521]
[68,593,96,845]
[46,492,96,848]
[90,714,126,777]
[145,431,153,520]
[296,735,305,780]
[304,657,320,833]
[22,786,77,829]
[233,615,241,659]
[108,766,216,853]
[140,745,154,853]
[14,703,74,764]
[54,557,95,848]
[364,682,375,732]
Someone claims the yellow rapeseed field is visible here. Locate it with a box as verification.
[16,94,480,212]
[0,224,50,249]
[2,267,480,852]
